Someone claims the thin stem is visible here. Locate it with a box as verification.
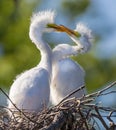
[95,106,109,130]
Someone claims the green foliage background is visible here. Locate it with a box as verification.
[0,0,115,93]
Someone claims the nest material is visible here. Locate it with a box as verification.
[0,81,116,130]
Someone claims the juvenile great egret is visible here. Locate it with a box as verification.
[8,11,55,113]
[8,10,80,114]
[50,23,92,105]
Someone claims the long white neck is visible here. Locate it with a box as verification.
[52,44,80,65]
[29,21,52,74]
[37,36,52,75]
[29,10,56,76]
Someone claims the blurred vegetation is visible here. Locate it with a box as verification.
[0,0,115,93]
[0,0,40,88]
[62,0,90,18]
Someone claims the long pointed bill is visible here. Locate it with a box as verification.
[47,23,83,48]
[47,23,81,38]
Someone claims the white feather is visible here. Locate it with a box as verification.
[8,10,56,116]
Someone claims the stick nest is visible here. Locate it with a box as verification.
[0,81,116,130]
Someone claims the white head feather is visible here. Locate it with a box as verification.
[29,10,56,44]
[75,23,93,52]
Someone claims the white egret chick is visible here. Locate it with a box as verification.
[8,10,74,114]
[50,23,93,105]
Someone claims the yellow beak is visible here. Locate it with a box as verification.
[47,23,81,38]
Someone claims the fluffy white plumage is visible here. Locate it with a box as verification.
[71,23,93,53]
[50,23,92,105]
[50,45,85,105]
[8,10,56,114]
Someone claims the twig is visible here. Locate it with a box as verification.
[56,85,85,106]
[98,90,116,96]
[95,106,109,130]
[97,81,116,95]
[107,111,115,123]
[85,104,116,112]
[91,113,102,130]
[85,81,116,98]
